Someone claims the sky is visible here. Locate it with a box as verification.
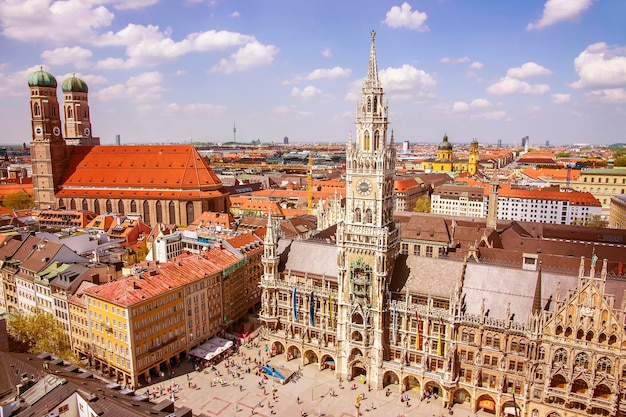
[0,0,625,147]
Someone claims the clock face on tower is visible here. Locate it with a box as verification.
[53,126,60,136]
[34,126,43,136]
[357,179,372,196]
[84,128,90,137]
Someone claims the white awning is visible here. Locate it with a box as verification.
[189,337,234,361]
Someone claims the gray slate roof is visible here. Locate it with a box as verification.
[278,239,338,280]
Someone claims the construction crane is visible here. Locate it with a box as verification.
[307,153,313,214]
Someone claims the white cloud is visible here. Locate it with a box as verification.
[291,86,322,99]
[571,42,626,89]
[527,0,593,30]
[96,25,257,68]
[94,71,164,102]
[586,88,626,103]
[470,61,483,69]
[274,106,292,114]
[41,46,93,68]
[230,11,240,18]
[470,98,492,107]
[0,0,114,43]
[383,2,428,32]
[306,67,352,80]
[506,62,553,78]
[441,57,470,64]
[478,110,508,120]
[211,41,279,74]
[452,102,469,112]
[111,0,159,10]
[321,48,332,58]
[552,93,571,104]
[486,77,550,95]
[379,64,436,93]
[184,103,225,111]
[528,105,542,112]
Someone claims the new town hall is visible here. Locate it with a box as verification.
[260,32,626,417]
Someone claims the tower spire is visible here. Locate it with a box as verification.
[366,30,380,88]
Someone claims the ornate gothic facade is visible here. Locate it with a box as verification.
[259,32,626,417]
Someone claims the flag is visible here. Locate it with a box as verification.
[309,291,315,326]
[437,331,442,356]
[329,293,333,327]
[392,305,397,345]
[415,311,420,350]
[293,287,298,322]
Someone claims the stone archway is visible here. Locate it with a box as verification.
[304,350,318,366]
[321,354,335,371]
[477,394,496,414]
[502,400,521,417]
[350,360,367,381]
[271,341,285,356]
[383,370,400,388]
[287,345,301,361]
[425,381,442,396]
[454,388,471,404]
[403,375,420,392]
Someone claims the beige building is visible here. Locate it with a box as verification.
[572,168,626,216]
[609,194,626,229]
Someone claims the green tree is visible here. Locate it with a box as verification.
[614,156,626,167]
[413,194,431,213]
[583,215,607,228]
[7,309,78,362]
[2,191,34,210]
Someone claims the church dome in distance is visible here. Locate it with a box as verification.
[438,134,453,150]
[62,75,88,93]
[28,67,57,88]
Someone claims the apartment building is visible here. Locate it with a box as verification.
[431,184,486,217]
[572,167,626,214]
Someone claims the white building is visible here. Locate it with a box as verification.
[430,184,487,217]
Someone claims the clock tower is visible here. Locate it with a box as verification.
[336,31,399,387]
[28,68,67,209]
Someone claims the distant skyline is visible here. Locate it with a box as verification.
[0,0,625,146]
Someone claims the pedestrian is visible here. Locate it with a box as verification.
[240,384,243,391]
[297,396,300,404]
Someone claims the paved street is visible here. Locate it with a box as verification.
[141,339,492,417]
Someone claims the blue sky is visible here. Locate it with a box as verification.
[0,0,625,146]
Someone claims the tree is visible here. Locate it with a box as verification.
[7,309,78,362]
[413,194,431,213]
[583,215,607,228]
[2,191,34,210]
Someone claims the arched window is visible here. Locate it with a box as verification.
[574,352,589,369]
[576,329,584,339]
[70,198,76,210]
[374,130,380,151]
[169,201,176,224]
[469,330,475,344]
[143,201,150,224]
[185,201,195,225]
[34,103,40,116]
[364,208,372,224]
[373,97,378,114]
[105,199,112,213]
[67,107,73,119]
[93,199,100,215]
[82,199,88,211]
[538,347,546,361]
[354,208,361,223]
[585,331,593,342]
[367,97,372,113]
[485,334,493,348]
[553,348,567,364]
[58,198,64,208]
[461,329,469,342]
[118,200,125,214]
[130,200,137,212]
[363,131,370,151]
[156,201,163,223]
[596,357,612,373]
[519,339,527,354]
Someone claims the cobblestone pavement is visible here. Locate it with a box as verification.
[142,341,492,417]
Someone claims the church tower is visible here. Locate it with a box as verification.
[28,68,67,209]
[468,138,479,175]
[62,74,99,146]
[336,31,399,387]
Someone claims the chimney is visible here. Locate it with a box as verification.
[91,273,100,285]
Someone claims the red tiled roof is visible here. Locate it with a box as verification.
[485,184,600,206]
[59,145,224,195]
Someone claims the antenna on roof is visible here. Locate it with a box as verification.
[233,121,237,143]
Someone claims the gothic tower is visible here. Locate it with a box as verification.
[28,68,67,209]
[336,31,399,386]
[62,74,99,146]
[468,138,479,175]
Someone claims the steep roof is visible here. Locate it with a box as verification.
[58,145,225,199]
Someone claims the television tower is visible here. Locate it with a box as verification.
[233,121,237,143]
